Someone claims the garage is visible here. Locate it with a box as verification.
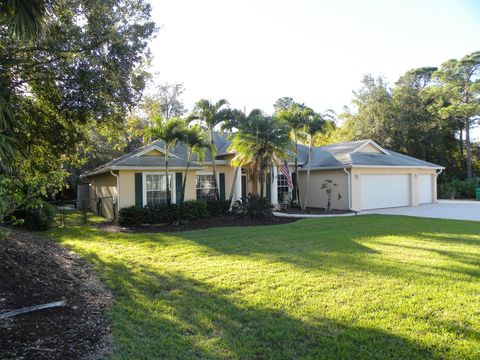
[419,174,433,203]
[361,174,410,210]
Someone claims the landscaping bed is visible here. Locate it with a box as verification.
[0,229,112,360]
[279,207,353,215]
[97,214,298,233]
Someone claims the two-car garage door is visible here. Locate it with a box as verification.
[361,174,434,210]
[361,174,410,210]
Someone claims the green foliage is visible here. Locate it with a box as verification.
[180,200,209,221]
[205,200,231,216]
[119,204,182,227]
[232,194,273,219]
[14,200,55,230]
[438,178,480,199]
[321,179,337,212]
[118,206,146,227]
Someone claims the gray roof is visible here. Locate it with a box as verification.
[302,140,443,169]
[83,137,443,177]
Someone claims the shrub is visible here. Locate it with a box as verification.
[438,178,479,199]
[145,204,179,224]
[14,201,56,230]
[205,200,231,216]
[232,194,273,219]
[118,206,146,226]
[180,200,208,220]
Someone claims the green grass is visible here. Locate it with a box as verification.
[46,215,480,359]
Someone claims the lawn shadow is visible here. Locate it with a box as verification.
[71,250,439,360]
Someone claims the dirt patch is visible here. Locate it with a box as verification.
[0,229,113,360]
[96,215,299,233]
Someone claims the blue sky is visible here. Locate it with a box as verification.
[149,0,479,135]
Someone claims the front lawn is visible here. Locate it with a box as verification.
[47,215,480,359]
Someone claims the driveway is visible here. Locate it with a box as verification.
[361,200,480,221]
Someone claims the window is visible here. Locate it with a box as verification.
[196,174,216,201]
[145,174,171,206]
[277,173,290,202]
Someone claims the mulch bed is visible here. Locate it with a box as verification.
[0,229,112,360]
[96,215,299,233]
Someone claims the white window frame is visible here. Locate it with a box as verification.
[195,172,218,201]
[142,172,176,206]
[277,173,291,202]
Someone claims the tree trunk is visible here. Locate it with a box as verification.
[303,136,312,210]
[209,128,220,202]
[165,146,170,205]
[229,166,240,211]
[177,151,191,224]
[293,130,301,208]
[465,119,473,178]
[259,168,265,199]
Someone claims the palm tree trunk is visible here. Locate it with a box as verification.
[465,119,472,179]
[165,146,170,205]
[293,130,301,208]
[229,166,240,211]
[181,151,191,203]
[259,168,265,199]
[209,128,220,202]
[303,136,312,210]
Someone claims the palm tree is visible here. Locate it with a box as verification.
[145,116,185,205]
[1,0,53,40]
[179,125,211,203]
[276,103,314,207]
[229,113,291,199]
[222,108,263,206]
[301,113,326,210]
[188,99,232,201]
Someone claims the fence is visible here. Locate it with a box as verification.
[48,197,116,227]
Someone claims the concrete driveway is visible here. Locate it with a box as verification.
[361,200,480,221]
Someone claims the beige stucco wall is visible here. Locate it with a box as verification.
[88,172,117,219]
[350,167,438,211]
[298,169,349,210]
[116,164,237,209]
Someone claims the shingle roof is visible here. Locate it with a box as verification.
[302,140,443,169]
[83,136,443,177]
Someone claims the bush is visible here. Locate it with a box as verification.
[14,201,56,230]
[232,194,273,219]
[438,178,479,199]
[179,200,208,220]
[118,206,146,226]
[205,200,231,216]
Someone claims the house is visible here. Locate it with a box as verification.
[81,135,444,219]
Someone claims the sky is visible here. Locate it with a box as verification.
[148,0,480,136]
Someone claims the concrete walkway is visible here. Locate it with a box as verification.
[360,200,480,222]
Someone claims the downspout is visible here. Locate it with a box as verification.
[435,168,444,203]
[110,170,120,220]
[343,167,355,213]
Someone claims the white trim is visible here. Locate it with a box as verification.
[142,172,176,205]
[298,166,346,171]
[351,165,444,169]
[194,172,219,201]
[352,140,390,155]
[134,145,181,159]
[112,166,206,171]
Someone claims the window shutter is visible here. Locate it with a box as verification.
[266,173,271,200]
[219,173,226,201]
[175,172,183,203]
[135,173,143,208]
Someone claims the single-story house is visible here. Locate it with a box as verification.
[81,134,444,219]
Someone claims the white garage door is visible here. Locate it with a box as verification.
[361,174,410,210]
[419,174,433,203]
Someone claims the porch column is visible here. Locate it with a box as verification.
[235,167,242,201]
[271,165,278,207]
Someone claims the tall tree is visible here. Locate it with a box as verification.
[0,0,155,189]
[143,82,187,121]
[276,103,313,206]
[188,99,232,201]
[301,113,326,210]
[145,117,185,205]
[229,113,291,198]
[273,97,295,113]
[434,52,480,178]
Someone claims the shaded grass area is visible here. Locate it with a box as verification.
[46,215,480,359]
